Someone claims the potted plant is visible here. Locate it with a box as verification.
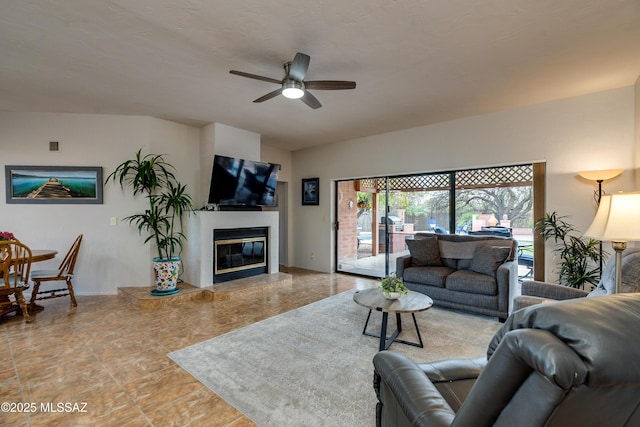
[536,211,602,289]
[106,148,194,295]
[0,231,16,242]
[379,273,409,299]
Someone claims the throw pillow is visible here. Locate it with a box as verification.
[406,237,442,266]
[469,244,511,277]
[588,252,618,297]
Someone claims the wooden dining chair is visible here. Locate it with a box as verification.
[0,240,33,323]
[29,234,83,311]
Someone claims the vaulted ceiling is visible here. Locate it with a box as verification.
[1,1,639,151]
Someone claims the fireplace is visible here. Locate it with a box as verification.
[213,227,268,283]
[183,211,279,288]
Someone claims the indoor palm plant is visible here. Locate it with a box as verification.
[537,211,602,289]
[379,273,408,299]
[106,148,194,295]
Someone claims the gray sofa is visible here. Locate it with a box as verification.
[396,233,518,321]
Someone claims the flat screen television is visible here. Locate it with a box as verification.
[208,155,280,207]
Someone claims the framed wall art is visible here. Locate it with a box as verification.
[5,165,103,204]
[301,177,319,206]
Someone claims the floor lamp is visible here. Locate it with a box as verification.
[577,169,623,272]
[583,192,640,293]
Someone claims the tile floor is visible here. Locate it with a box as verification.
[0,268,377,426]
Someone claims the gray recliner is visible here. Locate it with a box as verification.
[373,292,640,427]
[513,247,640,311]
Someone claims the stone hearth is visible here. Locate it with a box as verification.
[118,272,292,308]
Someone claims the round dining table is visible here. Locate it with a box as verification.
[29,249,58,263]
[4,248,58,264]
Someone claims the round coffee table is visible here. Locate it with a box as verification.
[353,288,433,351]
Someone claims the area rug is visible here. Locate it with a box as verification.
[168,290,501,426]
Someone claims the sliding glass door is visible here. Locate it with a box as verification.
[336,164,539,280]
[336,174,452,278]
[336,178,390,277]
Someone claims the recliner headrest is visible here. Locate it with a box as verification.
[488,293,640,385]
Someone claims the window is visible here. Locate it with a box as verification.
[336,163,542,279]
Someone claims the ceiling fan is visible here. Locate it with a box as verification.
[229,52,356,109]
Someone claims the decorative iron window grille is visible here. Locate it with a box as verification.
[358,164,532,192]
[456,164,533,189]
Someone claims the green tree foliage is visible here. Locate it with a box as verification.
[455,187,533,228]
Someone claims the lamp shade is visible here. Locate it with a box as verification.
[577,169,623,182]
[583,191,640,242]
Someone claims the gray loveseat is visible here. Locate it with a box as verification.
[396,233,518,321]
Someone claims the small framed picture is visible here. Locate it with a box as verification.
[301,178,319,206]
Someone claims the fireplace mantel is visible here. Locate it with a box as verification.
[183,211,279,287]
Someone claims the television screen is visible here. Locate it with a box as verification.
[208,155,280,207]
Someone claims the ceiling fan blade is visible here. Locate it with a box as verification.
[288,52,311,81]
[230,70,281,85]
[253,88,282,103]
[300,91,321,109]
[304,80,356,90]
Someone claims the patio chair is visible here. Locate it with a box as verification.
[517,244,534,280]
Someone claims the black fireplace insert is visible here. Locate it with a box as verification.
[213,227,268,283]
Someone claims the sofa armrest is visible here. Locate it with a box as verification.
[496,259,518,317]
[418,356,486,383]
[417,357,486,412]
[374,351,455,427]
[395,254,412,279]
[521,280,589,300]
[512,295,556,311]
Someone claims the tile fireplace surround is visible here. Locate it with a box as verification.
[182,211,280,287]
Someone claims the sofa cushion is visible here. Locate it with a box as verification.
[438,240,480,260]
[436,234,517,261]
[589,252,619,297]
[441,258,458,269]
[457,259,472,270]
[446,270,498,295]
[469,244,511,277]
[406,237,442,267]
[403,266,455,288]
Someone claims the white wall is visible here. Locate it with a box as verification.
[635,75,640,189]
[291,86,638,281]
[197,122,262,208]
[261,143,293,266]
[0,113,199,294]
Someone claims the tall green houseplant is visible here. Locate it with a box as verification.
[106,148,194,293]
[536,211,602,289]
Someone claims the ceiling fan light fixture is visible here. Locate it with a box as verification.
[282,80,304,99]
[230,52,355,109]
